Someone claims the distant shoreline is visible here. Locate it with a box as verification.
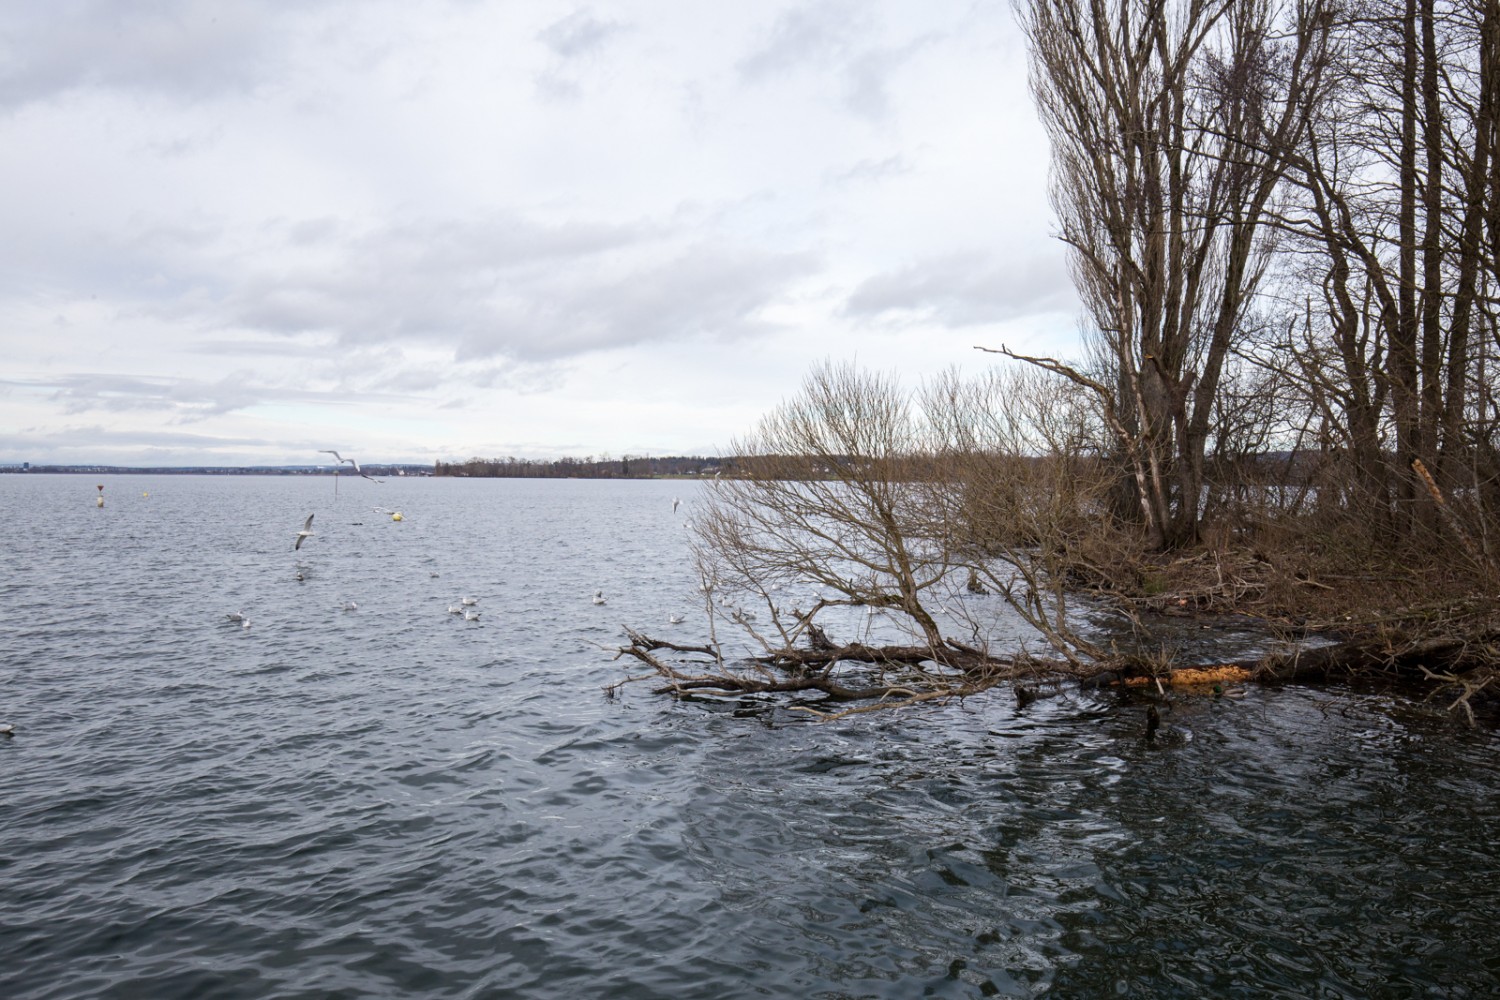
[0,465,712,480]
[0,466,436,476]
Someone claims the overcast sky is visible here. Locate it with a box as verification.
[0,0,1079,467]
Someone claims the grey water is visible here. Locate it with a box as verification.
[2,474,1498,999]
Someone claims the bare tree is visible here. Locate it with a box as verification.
[613,362,1116,715]
[1011,0,1334,548]
[1265,0,1500,551]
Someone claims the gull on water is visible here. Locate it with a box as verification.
[592,590,607,605]
[448,604,463,614]
[464,610,481,622]
[294,514,315,550]
[0,723,15,737]
[342,601,358,612]
[226,611,245,623]
[320,450,383,483]
[461,595,478,606]
[668,613,685,625]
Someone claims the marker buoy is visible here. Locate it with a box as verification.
[391,511,404,521]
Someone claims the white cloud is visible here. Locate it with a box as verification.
[0,0,1079,466]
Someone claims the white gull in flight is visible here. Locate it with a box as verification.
[294,514,314,550]
[319,450,383,483]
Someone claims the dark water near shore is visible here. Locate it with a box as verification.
[3,474,1498,998]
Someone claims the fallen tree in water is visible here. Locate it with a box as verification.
[612,610,1500,723]
[610,364,1500,723]
[610,625,1076,720]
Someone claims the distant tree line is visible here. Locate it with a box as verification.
[434,455,725,479]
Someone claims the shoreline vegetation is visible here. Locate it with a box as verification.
[611,0,1500,727]
[604,366,1500,725]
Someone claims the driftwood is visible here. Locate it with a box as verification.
[1086,631,1500,723]
[1246,635,1478,682]
[612,602,1500,723]
[609,624,1062,715]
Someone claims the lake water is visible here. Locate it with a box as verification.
[3,474,1498,998]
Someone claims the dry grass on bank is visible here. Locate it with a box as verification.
[1052,511,1500,722]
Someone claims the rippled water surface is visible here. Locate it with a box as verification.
[3,475,1499,999]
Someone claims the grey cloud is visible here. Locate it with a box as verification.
[738,4,924,122]
[453,243,817,362]
[739,1,866,80]
[533,69,582,102]
[0,1,289,109]
[537,9,624,59]
[829,154,911,185]
[20,203,820,380]
[843,42,927,121]
[845,252,1075,327]
[204,211,816,363]
[216,212,651,343]
[533,9,626,101]
[6,371,399,422]
[0,214,223,302]
[367,357,565,396]
[1,423,274,451]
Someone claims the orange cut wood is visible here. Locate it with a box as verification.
[1121,665,1254,687]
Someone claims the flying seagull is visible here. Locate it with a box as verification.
[319,450,382,483]
[294,514,315,550]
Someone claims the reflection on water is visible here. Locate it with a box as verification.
[1,475,1497,999]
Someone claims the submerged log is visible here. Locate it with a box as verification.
[610,626,1052,710]
[1246,635,1486,683]
[1092,632,1500,723]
